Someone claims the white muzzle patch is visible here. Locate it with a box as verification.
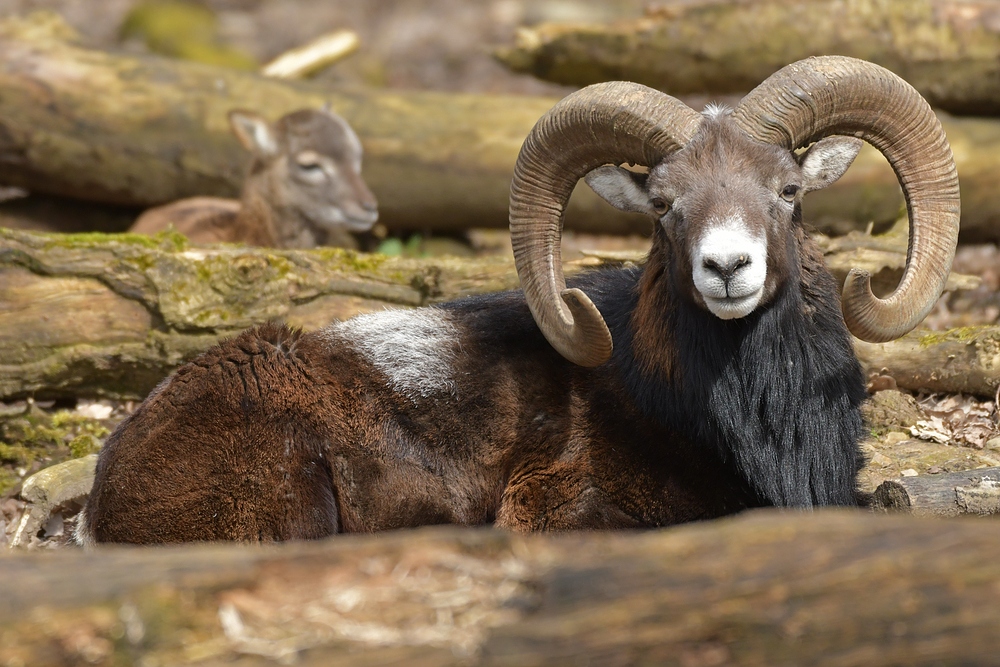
[691,217,767,320]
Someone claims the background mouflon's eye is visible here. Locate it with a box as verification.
[651,197,669,213]
[295,150,326,173]
[780,184,800,201]
[297,160,323,172]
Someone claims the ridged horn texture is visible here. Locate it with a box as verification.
[510,82,702,367]
[732,56,960,343]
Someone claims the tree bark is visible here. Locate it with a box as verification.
[2,228,995,400]
[2,13,1000,242]
[872,467,1000,517]
[1,511,999,665]
[496,0,1000,116]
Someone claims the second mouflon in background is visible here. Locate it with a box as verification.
[81,56,958,544]
[130,107,378,249]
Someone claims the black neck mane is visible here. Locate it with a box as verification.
[594,238,867,508]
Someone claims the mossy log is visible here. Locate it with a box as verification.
[1,228,994,400]
[0,227,542,400]
[855,327,1000,398]
[2,511,999,665]
[496,0,1000,116]
[2,14,1000,242]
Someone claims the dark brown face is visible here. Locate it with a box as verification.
[586,111,862,320]
[648,117,800,318]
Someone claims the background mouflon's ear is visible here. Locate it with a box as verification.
[799,136,864,193]
[584,165,655,215]
[228,110,280,158]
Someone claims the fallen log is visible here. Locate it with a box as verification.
[1,228,995,400]
[854,327,1000,398]
[872,467,1000,517]
[2,13,1000,242]
[496,0,1000,116]
[1,511,999,665]
[0,12,645,237]
[0,227,538,400]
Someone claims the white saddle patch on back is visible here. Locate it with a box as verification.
[328,308,460,400]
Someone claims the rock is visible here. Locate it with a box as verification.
[861,389,925,434]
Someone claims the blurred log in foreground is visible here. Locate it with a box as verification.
[497,0,1000,116]
[1,229,995,401]
[2,13,1000,242]
[2,511,999,665]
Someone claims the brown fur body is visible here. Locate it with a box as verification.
[82,288,756,544]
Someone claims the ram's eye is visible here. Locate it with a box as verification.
[780,184,800,201]
[651,198,669,214]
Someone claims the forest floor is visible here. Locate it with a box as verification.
[1,0,998,549]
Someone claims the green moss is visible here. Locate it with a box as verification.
[34,228,187,253]
[39,230,152,248]
[314,246,390,273]
[4,416,65,450]
[374,234,426,259]
[68,433,102,458]
[120,0,258,70]
[376,238,404,257]
[51,412,110,440]
[0,410,113,494]
[0,468,20,497]
[0,442,35,467]
[195,263,213,283]
[155,229,190,252]
[919,326,987,347]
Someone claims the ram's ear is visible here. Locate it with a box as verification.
[799,136,863,193]
[584,166,655,215]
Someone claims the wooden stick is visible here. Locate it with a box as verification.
[854,327,1000,398]
[261,30,361,79]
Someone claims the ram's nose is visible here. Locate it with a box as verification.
[702,253,752,284]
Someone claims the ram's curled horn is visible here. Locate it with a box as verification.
[510,82,702,367]
[732,55,960,343]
